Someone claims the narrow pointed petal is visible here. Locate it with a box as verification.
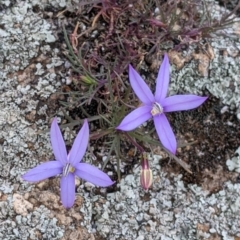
[50,118,68,165]
[69,119,89,167]
[129,64,154,104]
[153,114,177,154]
[116,105,152,131]
[162,95,208,112]
[60,173,75,208]
[22,161,62,182]
[75,163,114,187]
[155,53,170,102]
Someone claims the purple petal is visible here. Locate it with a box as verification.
[116,105,152,131]
[22,161,62,182]
[155,53,170,102]
[162,95,208,112]
[69,119,89,167]
[153,114,177,154]
[50,118,68,165]
[129,64,154,104]
[60,173,75,208]
[75,163,114,187]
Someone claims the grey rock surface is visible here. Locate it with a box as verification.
[1,0,240,239]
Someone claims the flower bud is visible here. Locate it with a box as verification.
[80,75,97,86]
[140,153,153,190]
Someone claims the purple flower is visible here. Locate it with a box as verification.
[23,118,114,208]
[116,54,207,154]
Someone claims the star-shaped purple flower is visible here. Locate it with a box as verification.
[23,118,114,208]
[116,54,207,154]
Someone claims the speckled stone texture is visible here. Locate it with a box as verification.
[1,0,240,239]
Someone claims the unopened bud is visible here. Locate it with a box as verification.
[140,153,153,190]
[80,75,97,86]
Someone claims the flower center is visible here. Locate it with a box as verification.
[63,163,75,176]
[151,102,163,116]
